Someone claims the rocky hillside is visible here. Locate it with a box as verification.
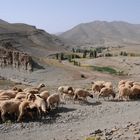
[0,45,33,71]
[0,19,65,58]
[59,21,140,46]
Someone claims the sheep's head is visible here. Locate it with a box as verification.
[17,88,23,92]
[39,83,45,88]
[12,86,18,91]
[68,89,74,95]
[92,84,100,92]
[89,94,93,98]
[26,93,36,101]
[112,92,116,98]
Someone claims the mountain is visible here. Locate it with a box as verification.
[0,19,65,57]
[59,21,140,46]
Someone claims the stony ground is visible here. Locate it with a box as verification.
[1,99,140,140]
[0,56,140,140]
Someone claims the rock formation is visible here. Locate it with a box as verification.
[0,47,33,71]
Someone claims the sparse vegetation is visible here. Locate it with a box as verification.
[85,136,101,140]
[91,66,118,74]
[85,65,126,75]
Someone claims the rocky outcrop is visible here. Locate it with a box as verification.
[0,47,33,71]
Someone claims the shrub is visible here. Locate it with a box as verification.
[85,136,101,140]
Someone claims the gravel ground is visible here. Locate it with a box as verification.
[1,99,140,140]
[0,57,140,140]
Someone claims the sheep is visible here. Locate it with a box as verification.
[14,92,27,101]
[33,94,47,117]
[23,83,45,93]
[91,81,105,93]
[0,90,18,99]
[118,80,127,86]
[98,87,116,100]
[103,82,113,89]
[118,84,132,101]
[58,86,74,101]
[17,100,38,122]
[47,93,60,109]
[130,84,140,99]
[133,82,140,86]
[125,81,134,88]
[0,95,11,101]
[39,90,50,101]
[62,90,75,101]
[58,86,74,95]
[0,100,21,122]
[73,88,93,103]
[0,87,23,94]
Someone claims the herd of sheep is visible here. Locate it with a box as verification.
[0,80,140,123]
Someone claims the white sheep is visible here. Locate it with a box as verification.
[39,90,50,101]
[47,93,60,109]
[103,82,113,89]
[34,94,47,117]
[23,83,45,93]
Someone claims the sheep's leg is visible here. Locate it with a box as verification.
[37,107,42,119]
[1,111,6,122]
[17,112,23,122]
[84,97,88,103]
[28,112,34,120]
[108,96,109,100]
[63,94,67,103]
[97,94,100,101]
[56,101,59,108]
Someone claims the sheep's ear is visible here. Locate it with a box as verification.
[37,94,42,98]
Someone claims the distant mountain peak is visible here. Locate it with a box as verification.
[59,20,140,46]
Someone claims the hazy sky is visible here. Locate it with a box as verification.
[0,0,140,33]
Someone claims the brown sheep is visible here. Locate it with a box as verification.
[131,84,140,98]
[17,100,37,122]
[118,84,132,101]
[91,81,105,93]
[74,88,93,102]
[0,100,21,122]
[98,87,116,100]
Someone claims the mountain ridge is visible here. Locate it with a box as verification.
[0,19,65,57]
[59,20,140,46]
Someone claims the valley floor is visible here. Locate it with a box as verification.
[0,56,140,140]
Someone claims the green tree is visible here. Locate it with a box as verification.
[56,53,59,59]
[60,53,64,60]
[83,50,87,58]
[72,48,75,53]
